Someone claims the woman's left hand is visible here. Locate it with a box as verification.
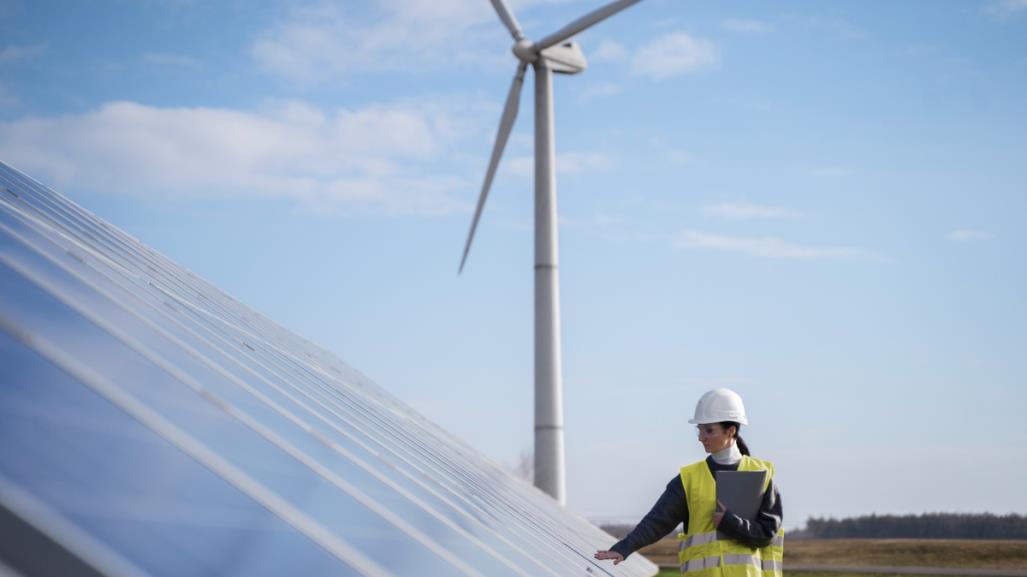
[712,499,727,527]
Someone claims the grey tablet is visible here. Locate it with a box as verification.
[715,470,766,536]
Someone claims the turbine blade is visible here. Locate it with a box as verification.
[535,0,643,52]
[459,63,528,274]
[490,0,524,41]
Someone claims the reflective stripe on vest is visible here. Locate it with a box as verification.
[678,531,718,550]
[682,554,781,574]
[681,555,722,573]
[724,554,761,569]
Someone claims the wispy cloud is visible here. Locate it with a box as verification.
[253,5,718,85]
[579,82,623,100]
[554,211,624,231]
[0,44,46,63]
[250,0,576,82]
[0,83,17,109]
[703,202,802,221]
[664,148,694,166]
[592,212,623,227]
[252,2,486,81]
[721,19,772,33]
[631,33,719,80]
[628,33,718,79]
[571,32,720,83]
[948,228,996,242]
[591,39,628,63]
[0,99,477,215]
[985,0,1027,17]
[673,229,881,261]
[142,52,201,67]
[781,14,865,40]
[556,151,614,174]
[507,151,612,177]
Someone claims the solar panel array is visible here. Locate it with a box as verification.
[0,161,657,577]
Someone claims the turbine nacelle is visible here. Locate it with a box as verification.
[511,39,587,74]
[540,41,587,75]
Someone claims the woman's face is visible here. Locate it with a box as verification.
[696,423,735,454]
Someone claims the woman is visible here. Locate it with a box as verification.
[594,388,784,576]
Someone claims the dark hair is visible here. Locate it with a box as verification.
[720,421,750,456]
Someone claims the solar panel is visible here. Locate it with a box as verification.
[0,161,658,577]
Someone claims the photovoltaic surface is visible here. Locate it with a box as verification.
[0,161,658,577]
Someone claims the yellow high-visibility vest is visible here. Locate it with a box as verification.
[676,455,784,577]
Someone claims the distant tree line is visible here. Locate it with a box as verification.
[804,513,1027,539]
[599,523,635,540]
[600,513,1027,541]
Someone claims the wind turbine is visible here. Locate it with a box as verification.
[459,0,643,505]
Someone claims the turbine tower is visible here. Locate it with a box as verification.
[459,0,643,505]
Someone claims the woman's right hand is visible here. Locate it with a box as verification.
[594,550,625,565]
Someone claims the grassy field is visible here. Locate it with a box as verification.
[638,538,1027,571]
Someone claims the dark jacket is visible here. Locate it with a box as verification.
[610,456,783,558]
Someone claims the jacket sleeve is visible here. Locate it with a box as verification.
[717,477,783,549]
[609,476,688,559]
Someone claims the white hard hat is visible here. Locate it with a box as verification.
[688,388,748,425]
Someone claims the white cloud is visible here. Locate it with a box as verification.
[986,0,1027,17]
[948,229,996,242]
[591,39,628,62]
[631,33,718,80]
[0,99,475,215]
[703,202,802,221]
[721,19,772,33]
[673,229,880,261]
[0,44,46,63]
[251,0,586,82]
[251,2,492,81]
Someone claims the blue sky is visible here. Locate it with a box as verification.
[2,0,1026,529]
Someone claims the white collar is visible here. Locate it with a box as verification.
[711,443,742,465]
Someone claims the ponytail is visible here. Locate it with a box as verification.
[721,421,750,456]
[736,435,751,456]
